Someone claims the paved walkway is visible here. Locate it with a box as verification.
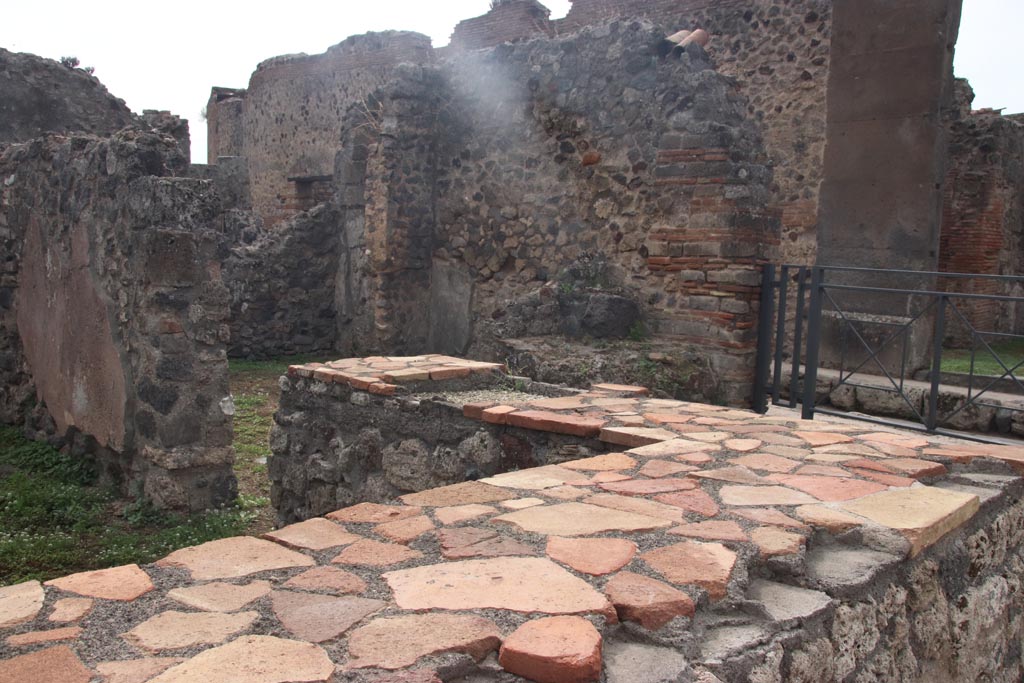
[1,356,1022,683]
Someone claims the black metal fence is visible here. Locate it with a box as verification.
[754,265,1024,441]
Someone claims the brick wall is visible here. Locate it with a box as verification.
[449,0,552,50]
[940,106,1024,343]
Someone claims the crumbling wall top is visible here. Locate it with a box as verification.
[0,47,135,145]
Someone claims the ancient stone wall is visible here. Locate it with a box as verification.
[940,104,1024,342]
[224,204,342,359]
[205,87,246,161]
[0,130,236,511]
[429,22,777,405]
[0,48,135,146]
[271,367,581,523]
[236,32,434,228]
[558,0,832,265]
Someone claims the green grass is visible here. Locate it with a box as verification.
[0,426,258,586]
[941,339,1024,377]
[0,353,330,586]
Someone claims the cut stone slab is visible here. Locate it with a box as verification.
[794,505,867,533]
[545,537,637,575]
[166,581,272,612]
[499,616,602,683]
[332,539,424,566]
[719,485,817,507]
[654,489,720,517]
[769,474,888,502]
[601,427,680,448]
[481,465,592,490]
[598,478,696,496]
[690,466,771,486]
[345,613,502,670]
[94,658,183,683]
[434,504,499,524]
[793,431,855,446]
[840,487,981,556]
[45,564,153,601]
[701,625,770,661]
[0,580,44,628]
[585,493,687,523]
[146,635,334,683]
[494,502,671,536]
[261,518,362,551]
[123,610,258,652]
[728,453,801,473]
[747,580,832,623]
[506,410,607,438]
[0,645,93,683]
[604,640,691,683]
[437,527,536,559]
[401,481,516,506]
[543,485,588,500]
[328,502,424,523]
[604,571,695,630]
[500,497,547,510]
[806,547,901,596]
[157,537,314,580]
[642,542,737,600]
[883,457,947,479]
[859,432,931,449]
[724,438,763,452]
[384,557,612,615]
[561,453,638,471]
[284,566,368,595]
[669,520,749,543]
[6,626,82,647]
[271,591,384,643]
[48,597,93,623]
[627,439,719,459]
[638,459,695,478]
[374,514,436,544]
[590,471,633,483]
[730,507,808,529]
[681,431,732,443]
[750,527,805,557]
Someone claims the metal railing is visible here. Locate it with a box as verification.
[754,265,1024,441]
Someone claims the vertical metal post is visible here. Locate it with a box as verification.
[772,266,790,405]
[752,264,776,414]
[801,266,824,420]
[927,295,947,431]
[789,266,808,408]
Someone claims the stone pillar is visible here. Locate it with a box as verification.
[816,0,963,373]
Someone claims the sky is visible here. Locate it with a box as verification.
[1,0,1019,163]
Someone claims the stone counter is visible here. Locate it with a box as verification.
[5,357,1024,681]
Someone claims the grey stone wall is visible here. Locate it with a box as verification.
[718,479,1024,682]
[270,373,598,524]
[0,48,135,146]
[0,130,236,511]
[432,22,777,405]
[223,203,342,359]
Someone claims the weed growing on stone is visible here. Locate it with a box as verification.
[0,426,256,586]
